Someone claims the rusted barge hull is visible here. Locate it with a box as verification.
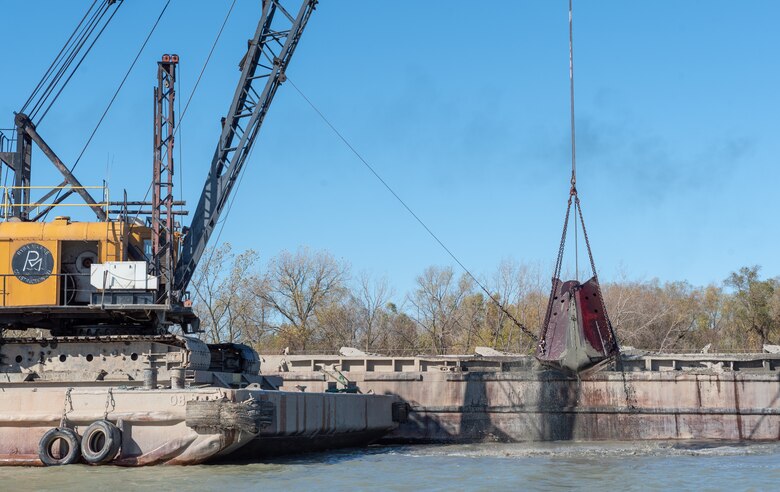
[263,353,780,442]
[0,386,397,466]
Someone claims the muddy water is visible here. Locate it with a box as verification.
[1,442,778,491]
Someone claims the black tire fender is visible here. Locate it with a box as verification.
[38,427,81,466]
[80,420,121,465]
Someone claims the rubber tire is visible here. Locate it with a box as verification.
[38,428,81,466]
[80,420,121,465]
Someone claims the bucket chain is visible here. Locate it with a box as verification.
[539,195,573,354]
[59,387,74,428]
[574,196,617,348]
[104,388,116,420]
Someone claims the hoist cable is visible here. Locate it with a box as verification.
[24,0,104,116]
[21,0,100,113]
[568,0,577,190]
[568,0,579,279]
[35,3,122,125]
[173,0,237,230]
[163,0,236,275]
[28,5,107,119]
[69,0,170,174]
[111,0,232,253]
[169,0,235,225]
[29,1,113,121]
[288,77,538,342]
[176,0,237,131]
[42,0,170,221]
[177,63,184,216]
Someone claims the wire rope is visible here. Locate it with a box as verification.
[42,0,171,221]
[28,1,118,123]
[176,0,237,130]
[35,3,120,125]
[568,0,579,279]
[173,0,237,219]
[21,0,100,113]
[287,77,538,342]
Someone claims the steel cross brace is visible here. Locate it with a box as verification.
[14,113,107,221]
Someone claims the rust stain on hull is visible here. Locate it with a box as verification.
[733,377,744,440]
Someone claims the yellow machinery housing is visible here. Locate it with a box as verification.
[0,216,150,307]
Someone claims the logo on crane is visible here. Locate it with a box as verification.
[13,243,54,284]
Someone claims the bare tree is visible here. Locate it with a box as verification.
[408,266,472,354]
[315,300,360,350]
[381,302,420,355]
[241,273,276,347]
[190,243,259,343]
[255,247,349,351]
[483,259,544,353]
[656,281,699,351]
[459,292,486,351]
[603,279,709,352]
[354,272,393,351]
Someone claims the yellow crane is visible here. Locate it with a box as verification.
[0,0,317,340]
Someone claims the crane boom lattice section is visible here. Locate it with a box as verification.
[174,0,317,298]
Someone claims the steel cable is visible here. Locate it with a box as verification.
[42,0,171,221]
[134,0,238,287]
[69,0,170,173]
[568,0,580,279]
[28,6,106,119]
[21,0,100,113]
[287,77,538,342]
[29,1,116,123]
[35,3,121,125]
[173,0,238,222]
[176,0,237,131]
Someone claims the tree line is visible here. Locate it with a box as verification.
[190,244,780,355]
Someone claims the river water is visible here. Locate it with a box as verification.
[2,441,778,491]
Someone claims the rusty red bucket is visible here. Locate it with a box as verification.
[536,276,618,373]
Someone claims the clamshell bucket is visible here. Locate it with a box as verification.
[536,276,618,373]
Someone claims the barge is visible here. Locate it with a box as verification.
[263,351,780,442]
[0,336,400,466]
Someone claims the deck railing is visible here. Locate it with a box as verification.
[0,185,110,220]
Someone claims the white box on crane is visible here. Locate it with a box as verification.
[90,261,159,291]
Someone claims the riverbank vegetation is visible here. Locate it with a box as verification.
[190,244,780,355]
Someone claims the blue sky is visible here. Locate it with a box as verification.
[1,0,778,295]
